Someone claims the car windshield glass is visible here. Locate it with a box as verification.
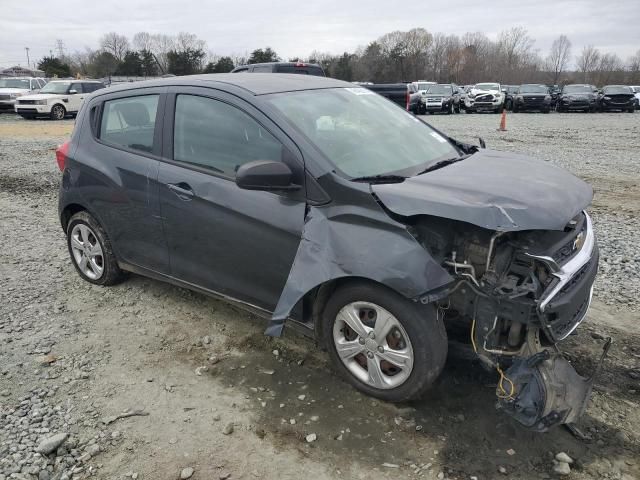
[40,82,71,94]
[426,85,452,95]
[416,83,434,90]
[266,87,459,178]
[0,79,31,89]
[604,86,631,94]
[563,85,592,93]
[519,85,548,93]
[475,84,499,91]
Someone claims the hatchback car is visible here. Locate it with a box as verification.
[58,74,599,431]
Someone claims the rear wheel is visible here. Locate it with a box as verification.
[66,211,125,286]
[50,104,66,120]
[322,282,447,402]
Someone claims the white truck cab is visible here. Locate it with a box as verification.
[464,82,505,113]
[15,80,105,120]
[0,77,47,111]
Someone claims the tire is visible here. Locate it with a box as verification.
[494,107,501,114]
[322,282,448,402]
[50,104,66,120]
[542,107,550,114]
[628,107,635,113]
[454,104,460,114]
[465,108,474,114]
[446,102,453,115]
[513,104,519,113]
[505,100,512,111]
[66,211,125,286]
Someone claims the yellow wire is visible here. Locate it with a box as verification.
[470,317,478,353]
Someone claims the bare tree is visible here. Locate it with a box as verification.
[628,49,640,83]
[576,45,600,83]
[132,32,153,52]
[149,34,175,74]
[545,35,572,85]
[595,53,623,85]
[100,32,130,61]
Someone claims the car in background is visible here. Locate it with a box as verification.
[411,80,437,100]
[231,62,325,76]
[421,83,461,114]
[512,84,552,113]
[630,86,640,109]
[464,83,504,113]
[15,80,105,120]
[0,77,47,111]
[363,83,422,114]
[597,85,636,112]
[556,84,598,112]
[502,85,519,110]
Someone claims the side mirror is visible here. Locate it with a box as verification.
[68,89,78,94]
[236,160,299,191]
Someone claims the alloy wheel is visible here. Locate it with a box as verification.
[52,105,65,120]
[332,301,414,389]
[70,224,104,280]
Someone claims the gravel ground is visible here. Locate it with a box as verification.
[1,112,639,480]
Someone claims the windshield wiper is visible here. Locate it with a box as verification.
[417,154,470,175]
[350,174,406,184]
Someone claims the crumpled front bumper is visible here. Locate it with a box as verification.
[529,212,597,342]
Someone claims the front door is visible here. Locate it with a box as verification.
[158,89,306,311]
[68,82,86,112]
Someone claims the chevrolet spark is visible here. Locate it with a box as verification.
[58,74,600,431]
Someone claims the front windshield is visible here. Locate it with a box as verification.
[40,82,71,94]
[604,86,631,94]
[416,82,434,90]
[519,85,548,94]
[563,85,592,94]
[266,88,459,178]
[425,84,453,95]
[475,83,499,91]
[0,78,30,89]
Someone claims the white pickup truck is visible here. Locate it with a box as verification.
[464,82,505,113]
[0,77,47,111]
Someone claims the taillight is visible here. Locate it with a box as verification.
[55,141,70,172]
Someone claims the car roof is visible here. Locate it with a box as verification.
[95,73,351,96]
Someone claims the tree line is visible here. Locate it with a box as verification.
[38,28,640,86]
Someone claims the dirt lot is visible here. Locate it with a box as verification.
[1,111,639,480]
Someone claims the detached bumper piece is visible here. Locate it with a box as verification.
[498,340,611,431]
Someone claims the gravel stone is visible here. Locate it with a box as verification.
[180,467,194,479]
[36,433,68,455]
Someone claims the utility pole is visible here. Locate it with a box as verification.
[25,47,30,69]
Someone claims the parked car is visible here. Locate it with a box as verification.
[512,84,552,113]
[57,73,599,432]
[464,83,504,113]
[411,80,437,99]
[421,83,461,114]
[502,85,519,110]
[15,79,105,120]
[362,83,421,113]
[630,86,640,109]
[597,85,636,113]
[556,84,598,112]
[231,62,325,76]
[0,77,47,111]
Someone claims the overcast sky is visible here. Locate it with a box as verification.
[1,0,638,69]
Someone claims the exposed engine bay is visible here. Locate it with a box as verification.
[408,210,607,431]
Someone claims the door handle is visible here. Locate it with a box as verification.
[167,182,195,200]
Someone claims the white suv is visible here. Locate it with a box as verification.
[0,77,47,111]
[15,80,105,120]
[464,82,505,113]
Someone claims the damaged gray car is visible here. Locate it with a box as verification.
[58,74,601,431]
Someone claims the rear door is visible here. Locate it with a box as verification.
[75,88,170,273]
[157,87,306,311]
[68,82,85,112]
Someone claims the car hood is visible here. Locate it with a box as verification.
[0,88,31,95]
[18,93,64,101]
[372,149,593,232]
[471,89,500,95]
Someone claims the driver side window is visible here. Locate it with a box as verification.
[173,94,283,178]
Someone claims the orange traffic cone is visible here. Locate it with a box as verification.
[497,109,507,131]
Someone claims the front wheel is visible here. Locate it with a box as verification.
[50,104,66,120]
[322,282,447,402]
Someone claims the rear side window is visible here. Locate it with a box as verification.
[99,95,159,153]
[275,65,324,76]
[252,65,273,72]
[70,83,84,94]
[173,94,283,177]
